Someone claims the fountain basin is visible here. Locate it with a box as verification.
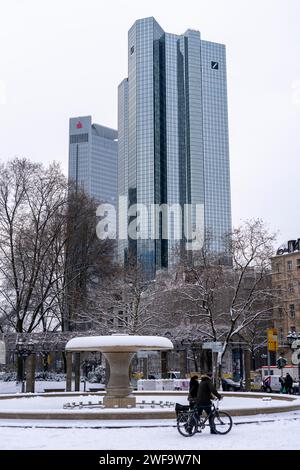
[0,392,299,420]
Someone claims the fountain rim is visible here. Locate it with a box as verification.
[65,334,174,353]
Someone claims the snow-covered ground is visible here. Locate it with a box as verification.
[0,411,300,449]
[1,381,300,449]
[0,380,104,394]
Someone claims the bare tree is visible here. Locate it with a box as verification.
[0,158,116,335]
[0,158,68,334]
[0,158,119,378]
[77,259,174,335]
[167,219,278,381]
[238,319,269,370]
[62,187,116,331]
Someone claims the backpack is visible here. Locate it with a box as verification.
[175,403,190,418]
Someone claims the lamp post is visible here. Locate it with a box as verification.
[260,353,268,366]
[287,330,300,395]
[16,338,34,393]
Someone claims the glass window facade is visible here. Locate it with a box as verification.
[69,116,118,205]
[118,17,232,276]
[118,80,129,263]
[201,40,232,253]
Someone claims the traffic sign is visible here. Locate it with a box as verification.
[268,328,278,352]
[212,343,223,353]
[202,341,222,352]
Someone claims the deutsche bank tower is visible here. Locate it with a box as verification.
[118,17,232,277]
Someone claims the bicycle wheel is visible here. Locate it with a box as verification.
[212,411,232,435]
[177,411,198,437]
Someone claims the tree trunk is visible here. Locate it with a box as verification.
[179,350,187,378]
[26,353,36,393]
[62,351,67,373]
[161,351,168,379]
[212,352,218,386]
[16,355,23,382]
[191,348,199,372]
[244,349,252,391]
[217,362,223,390]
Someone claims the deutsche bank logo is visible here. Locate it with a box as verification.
[211,61,219,70]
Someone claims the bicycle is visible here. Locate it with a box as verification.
[176,399,232,437]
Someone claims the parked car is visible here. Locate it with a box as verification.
[221,378,241,391]
[147,371,180,380]
[148,373,160,380]
[167,371,180,379]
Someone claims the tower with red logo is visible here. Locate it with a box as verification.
[69,115,118,205]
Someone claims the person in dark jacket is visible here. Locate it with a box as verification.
[188,375,199,407]
[195,375,222,434]
[279,376,286,393]
[285,373,293,394]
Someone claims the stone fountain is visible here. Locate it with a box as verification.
[65,334,173,408]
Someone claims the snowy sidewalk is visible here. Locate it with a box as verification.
[1,411,300,450]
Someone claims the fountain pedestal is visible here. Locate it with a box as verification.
[102,351,136,408]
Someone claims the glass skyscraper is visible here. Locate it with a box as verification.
[69,116,118,204]
[118,18,232,277]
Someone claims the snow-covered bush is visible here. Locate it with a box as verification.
[87,365,105,383]
[0,372,66,382]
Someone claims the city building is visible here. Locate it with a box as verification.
[118,17,232,277]
[272,239,300,358]
[69,116,118,204]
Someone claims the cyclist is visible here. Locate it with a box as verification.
[188,375,199,407]
[195,374,222,434]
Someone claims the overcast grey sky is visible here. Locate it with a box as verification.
[0,0,299,245]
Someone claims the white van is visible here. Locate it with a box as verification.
[260,365,298,381]
[262,374,299,393]
[261,375,282,392]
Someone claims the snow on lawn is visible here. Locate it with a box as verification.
[1,411,300,449]
[0,381,104,394]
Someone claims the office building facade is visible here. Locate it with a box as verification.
[118,17,232,276]
[272,239,300,359]
[69,116,118,204]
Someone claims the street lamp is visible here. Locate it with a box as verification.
[260,353,268,366]
[286,330,300,396]
[16,338,34,393]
